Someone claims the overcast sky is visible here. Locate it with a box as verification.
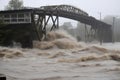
[0,0,120,18]
[0,0,120,25]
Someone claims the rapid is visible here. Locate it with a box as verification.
[0,30,120,80]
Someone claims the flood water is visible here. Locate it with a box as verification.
[0,30,120,80]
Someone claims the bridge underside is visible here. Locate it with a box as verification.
[0,5,112,43]
[31,9,112,42]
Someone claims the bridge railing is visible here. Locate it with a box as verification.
[40,5,88,16]
[57,5,88,16]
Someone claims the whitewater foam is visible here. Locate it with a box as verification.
[33,30,81,49]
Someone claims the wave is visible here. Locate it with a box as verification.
[33,30,81,49]
[0,47,23,58]
[58,53,120,63]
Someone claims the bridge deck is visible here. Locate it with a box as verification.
[0,5,112,43]
[0,7,111,28]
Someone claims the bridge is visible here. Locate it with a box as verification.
[0,5,112,43]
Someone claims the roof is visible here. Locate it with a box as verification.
[0,8,37,14]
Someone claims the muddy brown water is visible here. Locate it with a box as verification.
[0,30,120,80]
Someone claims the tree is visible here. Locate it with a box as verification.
[5,0,23,10]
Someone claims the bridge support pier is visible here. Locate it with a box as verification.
[32,13,59,40]
[84,24,98,42]
[84,23,112,44]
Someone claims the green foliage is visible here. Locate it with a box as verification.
[5,0,23,10]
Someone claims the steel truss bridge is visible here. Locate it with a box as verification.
[0,5,112,42]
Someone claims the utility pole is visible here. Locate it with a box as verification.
[98,12,102,45]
